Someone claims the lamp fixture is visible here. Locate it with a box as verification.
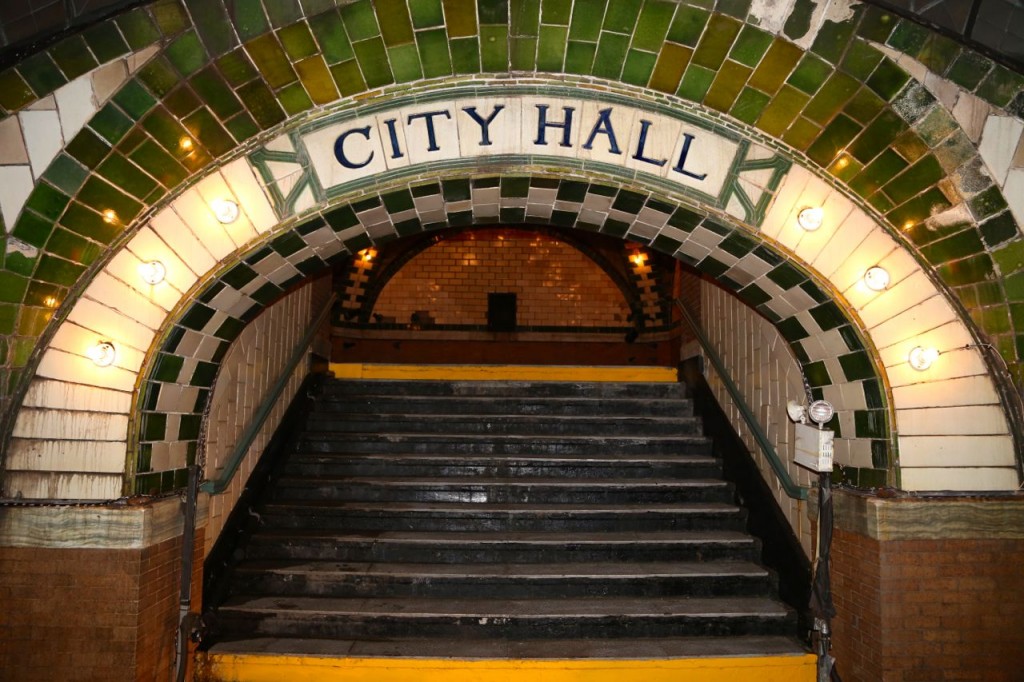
[138,260,166,285]
[787,399,835,426]
[863,266,890,291]
[630,252,646,266]
[908,346,939,371]
[87,341,116,367]
[102,209,118,225]
[211,198,240,224]
[359,248,376,262]
[797,206,824,231]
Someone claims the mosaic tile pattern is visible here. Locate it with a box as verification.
[0,0,1022,496]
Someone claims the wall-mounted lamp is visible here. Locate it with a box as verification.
[211,198,240,224]
[786,398,835,426]
[138,260,166,285]
[908,346,939,371]
[863,266,890,291]
[87,341,117,367]
[797,206,824,231]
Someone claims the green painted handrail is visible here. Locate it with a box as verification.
[675,298,810,501]
[200,293,337,495]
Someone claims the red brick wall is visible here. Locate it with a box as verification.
[374,229,630,327]
[831,528,1024,682]
[0,529,204,682]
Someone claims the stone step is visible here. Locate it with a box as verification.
[229,560,773,599]
[272,476,733,504]
[320,380,687,400]
[296,433,712,456]
[257,501,747,533]
[303,413,701,437]
[243,530,761,564]
[315,394,693,417]
[216,595,795,640]
[283,452,723,479]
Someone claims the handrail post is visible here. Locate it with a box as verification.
[674,298,809,501]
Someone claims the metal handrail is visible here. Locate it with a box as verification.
[199,293,336,495]
[675,298,810,501]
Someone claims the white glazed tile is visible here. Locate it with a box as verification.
[0,165,35,228]
[897,435,1015,467]
[54,75,97,142]
[899,466,1018,492]
[19,110,63,178]
[978,115,1023,185]
[0,116,28,164]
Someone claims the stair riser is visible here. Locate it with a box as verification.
[316,399,692,417]
[298,438,712,456]
[216,612,794,641]
[231,574,773,600]
[272,484,734,505]
[244,540,761,564]
[284,460,724,479]
[304,418,701,437]
[322,382,687,399]
[259,512,747,534]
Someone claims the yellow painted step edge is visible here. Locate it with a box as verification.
[198,653,818,682]
[329,363,678,383]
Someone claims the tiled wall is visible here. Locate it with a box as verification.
[374,229,631,328]
[202,281,314,554]
[0,0,1022,500]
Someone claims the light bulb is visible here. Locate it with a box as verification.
[908,346,939,371]
[807,399,835,425]
[211,198,240,224]
[88,341,116,367]
[797,206,824,231]
[864,266,890,291]
[138,260,166,285]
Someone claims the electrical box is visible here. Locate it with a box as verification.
[794,422,834,472]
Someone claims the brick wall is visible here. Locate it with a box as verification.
[0,528,204,682]
[830,520,1024,681]
[374,229,630,327]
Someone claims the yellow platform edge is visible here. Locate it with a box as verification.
[197,653,818,682]
[328,363,678,383]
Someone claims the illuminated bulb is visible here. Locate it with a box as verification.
[42,296,59,308]
[102,209,118,224]
[87,341,116,367]
[863,266,890,291]
[797,206,824,231]
[908,346,939,371]
[630,253,646,266]
[359,248,376,262]
[807,399,835,425]
[138,260,166,285]
[179,136,194,152]
[211,198,240,224]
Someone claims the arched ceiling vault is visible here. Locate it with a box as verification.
[1,0,1022,499]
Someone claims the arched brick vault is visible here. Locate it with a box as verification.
[1,0,1022,498]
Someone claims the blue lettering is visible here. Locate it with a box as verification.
[631,119,666,168]
[672,132,707,181]
[582,108,622,155]
[383,118,404,159]
[334,126,374,169]
[535,105,575,147]
[406,110,452,152]
[461,105,505,146]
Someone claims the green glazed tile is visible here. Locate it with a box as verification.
[19,52,68,96]
[718,0,751,20]
[621,49,656,86]
[809,16,855,65]
[11,210,55,248]
[847,109,904,163]
[564,40,596,74]
[979,211,1017,249]
[184,108,234,156]
[885,187,950,230]
[330,60,367,96]
[806,114,860,166]
[692,14,741,69]
[389,44,424,80]
[165,31,208,77]
[755,84,809,136]
[783,0,813,40]
[232,0,270,40]
[883,154,943,205]
[355,37,395,86]
[0,69,36,111]
[748,39,802,95]
[118,8,161,49]
[844,86,885,124]
[67,127,111,169]
[34,254,87,287]
[541,0,572,25]
[451,37,481,74]
[76,175,142,221]
[45,227,101,264]
[937,254,996,287]
[602,0,642,34]
[677,64,715,102]
[704,60,751,111]
[295,55,339,103]
[976,65,1024,108]
[113,78,158,119]
[90,103,134,144]
[857,5,896,42]
[184,0,236,56]
[49,36,99,80]
[803,360,831,387]
[838,351,874,381]
[537,25,568,70]
[803,72,859,125]
[782,116,821,151]
[190,67,244,118]
[919,229,984,266]
[42,154,89,196]
[0,306,16,335]
[649,43,691,93]
[140,106,187,151]
[841,41,882,81]
[866,58,909,101]
[97,154,158,200]
[411,0,445,27]
[376,0,416,45]
[946,50,992,91]
[511,0,541,36]
[164,85,202,118]
[443,0,478,37]
[511,37,538,70]
[137,56,182,97]
[237,80,288,127]
[666,5,709,47]
[731,87,771,125]
[886,18,928,55]
[310,11,354,64]
[481,26,510,70]
[225,111,260,142]
[278,81,314,115]
[129,140,188,187]
[969,185,1009,219]
[916,33,960,74]
[151,0,189,34]
[891,129,928,162]
[341,0,381,41]
[568,0,604,41]
[246,34,298,88]
[630,1,674,51]
[23,183,70,222]
[787,52,831,95]
[478,0,509,24]
[0,272,29,304]
[915,106,958,148]
[729,25,772,67]
[593,32,629,78]
[82,21,131,62]
[417,29,453,77]
[278,22,319,59]
[265,0,303,27]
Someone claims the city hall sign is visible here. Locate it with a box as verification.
[249,90,790,225]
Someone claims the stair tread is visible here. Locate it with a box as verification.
[278,476,729,487]
[264,501,742,513]
[291,452,718,462]
[233,560,769,579]
[207,635,809,659]
[249,529,756,544]
[221,595,791,618]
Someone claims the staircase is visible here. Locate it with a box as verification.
[200,374,814,681]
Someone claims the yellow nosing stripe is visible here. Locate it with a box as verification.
[329,363,678,383]
[199,653,818,682]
